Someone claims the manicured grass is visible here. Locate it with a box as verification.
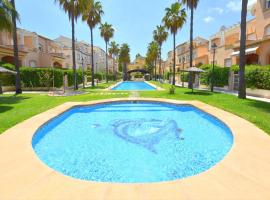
[140,82,270,135]
[0,82,129,134]
[1,81,270,136]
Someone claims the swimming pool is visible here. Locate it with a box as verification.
[32,102,233,183]
[111,81,156,91]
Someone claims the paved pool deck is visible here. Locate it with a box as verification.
[1,98,270,200]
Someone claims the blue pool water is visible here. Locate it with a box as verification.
[32,102,233,183]
[111,81,156,91]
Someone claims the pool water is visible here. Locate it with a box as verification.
[111,81,156,91]
[32,102,233,183]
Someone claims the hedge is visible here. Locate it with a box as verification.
[231,65,270,90]
[0,66,84,88]
[199,64,230,87]
[0,64,122,88]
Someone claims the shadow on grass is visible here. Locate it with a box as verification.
[184,91,214,96]
[0,106,13,113]
[245,99,270,113]
[0,95,31,105]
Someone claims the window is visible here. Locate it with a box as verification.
[38,44,43,52]
[224,58,232,67]
[265,24,270,36]
[266,0,270,9]
[29,60,37,67]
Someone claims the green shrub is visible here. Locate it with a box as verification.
[230,65,270,90]
[199,64,230,87]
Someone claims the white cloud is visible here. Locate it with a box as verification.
[213,7,224,14]
[248,0,257,7]
[204,16,214,23]
[226,0,257,12]
[226,0,241,12]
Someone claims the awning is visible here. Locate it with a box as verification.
[231,46,259,56]
[0,66,17,74]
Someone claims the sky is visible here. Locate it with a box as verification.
[16,0,256,61]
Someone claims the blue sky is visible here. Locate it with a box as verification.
[16,0,256,60]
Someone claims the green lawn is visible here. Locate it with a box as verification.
[140,82,270,135]
[1,81,270,136]
[0,82,128,134]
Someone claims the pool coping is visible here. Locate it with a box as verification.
[1,98,270,200]
[107,81,164,91]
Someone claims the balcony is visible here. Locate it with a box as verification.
[0,44,28,52]
[50,52,65,58]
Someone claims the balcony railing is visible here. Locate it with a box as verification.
[0,44,28,52]
[50,52,65,58]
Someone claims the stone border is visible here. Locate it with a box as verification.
[1,98,270,200]
[106,81,164,91]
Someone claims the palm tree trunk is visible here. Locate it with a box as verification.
[188,6,194,89]
[105,41,108,83]
[11,0,22,94]
[71,13,77,90]
[159,46,162,80]
[154,58,157,81]
[113,55,115,81]
[90,27,95,87]
[238,0,248,99]
[173,33,176,86]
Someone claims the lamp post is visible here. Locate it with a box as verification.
[81,56,85,89]
[211,43,217,92]
[182,57,185,87]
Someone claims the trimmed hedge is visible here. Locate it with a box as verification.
[231,65,270,90]
[1,64,122,88]
[0,66,84,88]
[199,64,230,87]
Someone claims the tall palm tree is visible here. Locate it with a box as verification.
[163,2,186,86]
[182,0,199,89]
[238,0,248,99]
[153,25,168,80]
[100,22,114,83]
[118,43,130,81]
[147,41,159,80]
[55,0,88,90]
[82,0,103,87]
[10,0,21,94]
[0,0,17,32]
[108,41,119,80]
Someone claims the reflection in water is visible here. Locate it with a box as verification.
[111,119,182,153]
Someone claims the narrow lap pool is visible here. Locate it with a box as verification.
[32,102,233,183]
[111,81,156,91]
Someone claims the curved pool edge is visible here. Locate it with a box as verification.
[1,98,270,199]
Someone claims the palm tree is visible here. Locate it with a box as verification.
[182,0,199,89]
[147,41,159,80]
[118,43,130,81]
[238,0,248,99]
[153,25,168,80]
[163,2,186,86]
[108,41,119,80]
[100,22,114,83]
[0,0,17,32]
[10,0,21,94]
[82,0,103,87]
[55,0,88,90]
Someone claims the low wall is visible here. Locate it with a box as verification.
[246,88,270,98]
[2,86,62,92]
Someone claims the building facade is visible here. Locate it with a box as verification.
[0,29,114,73]
[0,28,66,68]
[166,0,270,70]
